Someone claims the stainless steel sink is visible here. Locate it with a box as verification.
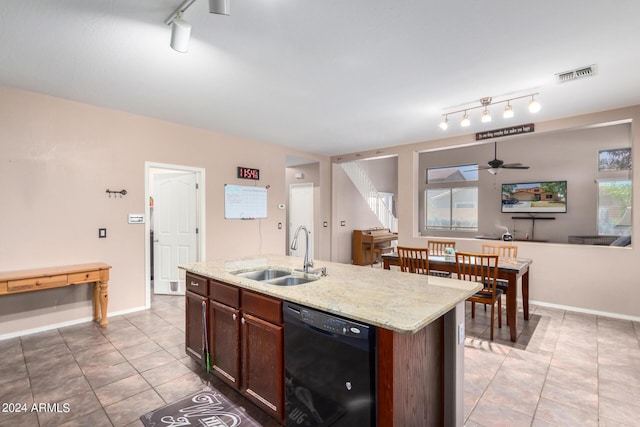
[265,275,320,286]
[234,268,290,281]
[232,267,320,286]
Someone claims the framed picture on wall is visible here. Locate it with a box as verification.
[598,147,632,171]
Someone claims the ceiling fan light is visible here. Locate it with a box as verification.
[439,116,448,130]
[488,167,500,175]
[460,113,470,127]
[528,97,541,113]
[170,16,191,53]
[209,0,230,15]
[503,103,514,118]
[481,109,491,123]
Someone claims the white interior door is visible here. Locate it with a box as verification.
[289,183,314,259]
[153,172,198,295]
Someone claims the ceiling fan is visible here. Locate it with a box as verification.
[470,141,530,175]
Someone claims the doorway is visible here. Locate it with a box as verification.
[289,182,314,259]
[145,162,206,307]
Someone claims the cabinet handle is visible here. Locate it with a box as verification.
[232,313,237,321]
[241,317,246,325]
[190,281,199,287]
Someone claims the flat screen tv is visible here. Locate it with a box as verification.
[501,181,567,213]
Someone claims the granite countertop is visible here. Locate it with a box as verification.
[179,255,481,334]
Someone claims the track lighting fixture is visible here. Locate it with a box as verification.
[165,0,230,53]
[439,92,540,130]
[209,0,230,15]
[170,13,191,53]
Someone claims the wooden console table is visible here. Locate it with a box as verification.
[0,262,111,328]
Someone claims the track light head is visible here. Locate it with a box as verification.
[209,0,230,15]
[439,116,449,130]
[528,96,541,113]
[170,15,191,53]
[503,103,514,118]
[461,112,470,127]
[481,108,491,123]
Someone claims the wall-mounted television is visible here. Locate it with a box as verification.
[501,181,567,213]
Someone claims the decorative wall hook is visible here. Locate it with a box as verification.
[106,189,127,198]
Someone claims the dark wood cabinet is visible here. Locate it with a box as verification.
[186,273,285,424]
[241,312,283,421]
[209,299,240,386]
[185,290,208,366]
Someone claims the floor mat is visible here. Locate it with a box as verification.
[140,386,263,427]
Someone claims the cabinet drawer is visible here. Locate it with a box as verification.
[0,281,7,294]
[242,290,282,324]
[210,280,240,308]
[186,273,208,296]
[8,274,68,293]
[68,270,100,284]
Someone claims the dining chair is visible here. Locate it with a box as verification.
[397,246,430,275]
[427,240,456,277]
[481,243,517,292]
[427,240,456,256]
[455,252,502,340]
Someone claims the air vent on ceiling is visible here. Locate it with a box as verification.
[556,65,597,82]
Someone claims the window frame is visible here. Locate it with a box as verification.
[425,164,479,232]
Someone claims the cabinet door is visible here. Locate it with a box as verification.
[210,300,241,387]
[185,291,208,366]
[241,312,284,422]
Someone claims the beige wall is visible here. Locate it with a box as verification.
[0,86,329,338]
[417,123,631,242]
[333,106,640,319]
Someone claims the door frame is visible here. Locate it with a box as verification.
[145,161,206,308]
[288,182,314,258]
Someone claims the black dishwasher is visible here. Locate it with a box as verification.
[283,302,377,427]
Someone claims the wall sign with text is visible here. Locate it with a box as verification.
[476,123,535,141]
[237,166,260,180]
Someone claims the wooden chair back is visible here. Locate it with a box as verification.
[427,240,456,256]
[455,251,502,340]
[481,243,518,261]
[455,252,499,289]
[397,246,430,275]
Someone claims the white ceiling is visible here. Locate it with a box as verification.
[1,1,640,156]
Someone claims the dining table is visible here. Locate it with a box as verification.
[382,253,532,342]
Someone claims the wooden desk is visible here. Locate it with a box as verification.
[0,262,111,328]
[383,254,531,342]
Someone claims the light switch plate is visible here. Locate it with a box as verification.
[458,323,465,345]
[98,228,107,238]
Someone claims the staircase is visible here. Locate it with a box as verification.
[341,161,398,232]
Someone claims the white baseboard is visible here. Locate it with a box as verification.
[0,305,149,341]
[530,299,640,323]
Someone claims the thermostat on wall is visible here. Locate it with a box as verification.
[128,214,145,224]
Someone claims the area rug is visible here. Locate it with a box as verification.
[140,386,263,427]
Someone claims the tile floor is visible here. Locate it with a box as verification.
[1,293,639,426]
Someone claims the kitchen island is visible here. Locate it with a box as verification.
[180,255,480,426]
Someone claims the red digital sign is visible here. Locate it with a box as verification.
[237,166,260,180]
